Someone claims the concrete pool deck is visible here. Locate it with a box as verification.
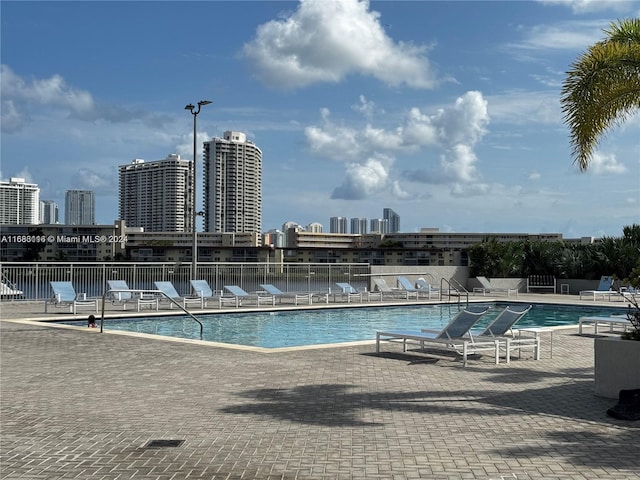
[1,294,639,479]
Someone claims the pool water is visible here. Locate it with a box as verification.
[58,302,628,348]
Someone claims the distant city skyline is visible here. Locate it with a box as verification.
[2,1,638,237]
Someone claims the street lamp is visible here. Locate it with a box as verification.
[185,100,212,280]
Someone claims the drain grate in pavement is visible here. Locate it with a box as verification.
[144,439,184,448]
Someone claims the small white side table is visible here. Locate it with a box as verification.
[560,284,570,294]
[517,327,554,358]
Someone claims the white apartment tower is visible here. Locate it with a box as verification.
[306,222,323,233]
[118,154,191,232]
[40,200,59,224]
[350,218,368,234]
[203,131,262,233]
[65,190,95,225]
[330,216,348,233]
[370,218,389,234]
[0,178,40,224]
[383,208,400,233]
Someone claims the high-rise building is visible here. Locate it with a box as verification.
[0,178,40,224]
[383,208,400,233]
[65,190,95,225]
[203,131,262,233]
[306,222,323,233]
[330,216,348,233]
[350,217,368,234]
[118,154,191,232]
[40,200,59,224]
[370,218,389,234]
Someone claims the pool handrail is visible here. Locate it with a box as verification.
[440,277,469,306]
[100,288,204,337]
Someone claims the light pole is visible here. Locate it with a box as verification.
[184,100,212,280]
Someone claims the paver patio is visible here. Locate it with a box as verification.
[1,296,639,479]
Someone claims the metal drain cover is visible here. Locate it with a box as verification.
[145,439,184,448]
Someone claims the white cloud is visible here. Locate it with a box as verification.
[306,91,491,198]
[351,95,380,119]
[1,64,94,113]
[588,151,628,175]
[72,168,116,193]
[450,182,491,197]
[243,0,438,90]
[0,65,172,133]
[0,99,29,133]
[512,20,606,51]
[1,64,94,132]
[332,157,390,200]
[538,0,636,14]
[486,90,561,125]
[401,91,490,185]
[440,144,480,183]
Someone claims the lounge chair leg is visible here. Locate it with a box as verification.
[506,338,511,364]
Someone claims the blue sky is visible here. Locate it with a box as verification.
[2,0,639,238]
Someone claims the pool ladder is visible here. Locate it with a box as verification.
[440,277,469,307]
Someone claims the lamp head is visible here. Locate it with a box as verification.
[198,100,212,107]
[184,104,195,111]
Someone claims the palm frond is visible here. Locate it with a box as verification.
[561,18,640,170]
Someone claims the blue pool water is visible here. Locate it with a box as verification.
[57,302,628,348]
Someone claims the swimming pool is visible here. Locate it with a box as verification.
[58,302,628,348]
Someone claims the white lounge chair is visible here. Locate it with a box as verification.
[415,278,441,299]
[223,285,275,307]
[259,284,313,305]
[579,275,616,301]
[190,280,239,308]
[396,276,426,300]
[376,307,489,366]
[466,305,539,363]
[45,281,98,314]
[154,281,204,309]
[107,280,158,311]
[473,276,518,297]
[372,277,417,300]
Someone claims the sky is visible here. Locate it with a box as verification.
[1,0,639,239]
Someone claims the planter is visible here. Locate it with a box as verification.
[594,336,640,398]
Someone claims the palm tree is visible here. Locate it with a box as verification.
[561,18,640,171]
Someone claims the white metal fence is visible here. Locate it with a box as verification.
[0,262,372,301]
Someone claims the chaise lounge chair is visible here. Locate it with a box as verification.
[223,285,276,307]
[415,277,441,299]
[372,277,418,300]
[107,280,159,311]
[334,282,382,303]
[45,281,99,314]
[463,305,538,364]
[579,275,616,301]
[154,281,205,309]
[396,276,426,300]
[259,284,313,305]
[190,279,240,308]
[473,276,518,297]
[376,307,489,366]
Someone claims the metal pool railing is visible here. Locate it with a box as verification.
[100,288,204,337]
[0,262,372,301]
